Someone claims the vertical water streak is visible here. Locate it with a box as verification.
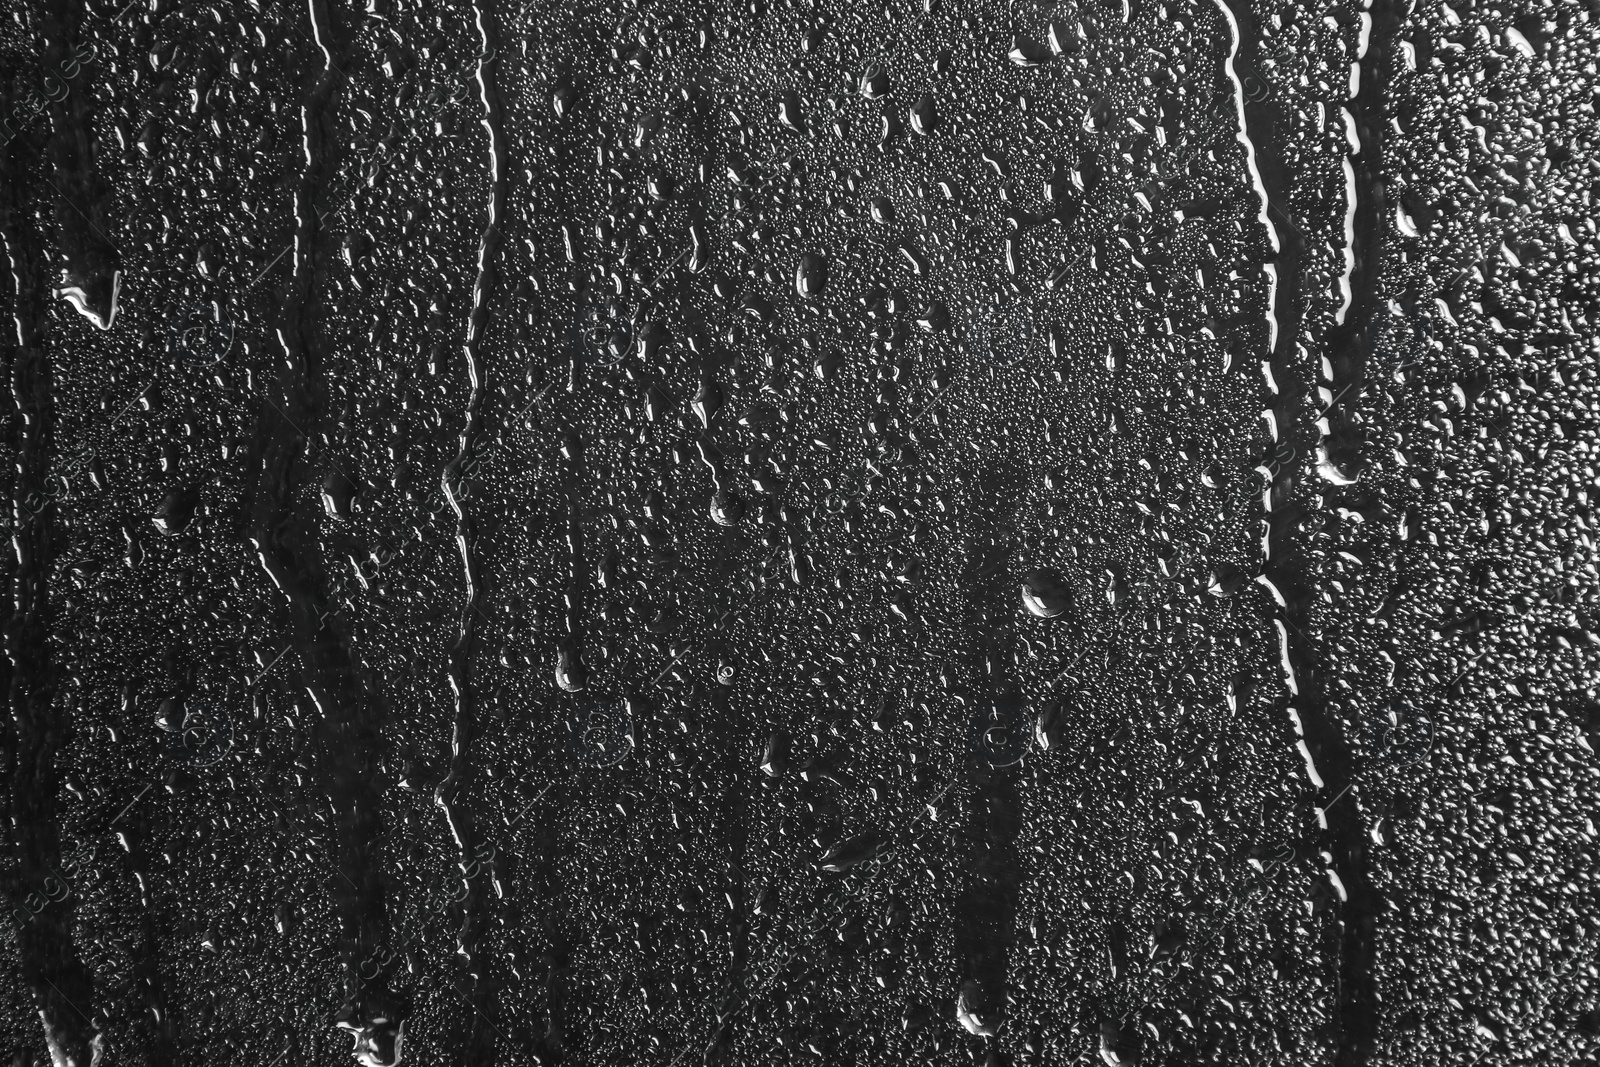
[433,4,505,1061]
[39,0,119,331]
[1214,2,1388,1063]
[0,96,102,1067]
[248,2,400,1060]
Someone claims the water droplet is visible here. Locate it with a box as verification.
[795,252,828,298]
[152,485,200,535]
[1021,568,1070,617]
[858,62,889,100]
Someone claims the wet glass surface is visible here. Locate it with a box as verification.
[2,0,1600,1063]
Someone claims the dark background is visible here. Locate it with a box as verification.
[2,0,1599,1063]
